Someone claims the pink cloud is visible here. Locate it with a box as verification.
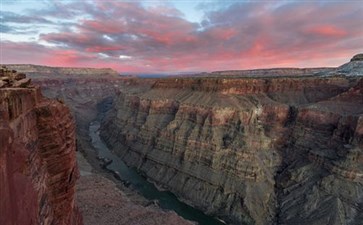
[2,1,363,73]
[304,25,347,37]
[85,46,123,53]
[81,19,126,34]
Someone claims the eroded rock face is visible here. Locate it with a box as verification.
[4,64,130,132]
[351,54,363,62]
[0,68,82,225]
[196,67,334,77]
[330,53,363,77]
[100,69,363,224]
[0,66,32,88]
[5,64,120,78]
[5,63,194,225]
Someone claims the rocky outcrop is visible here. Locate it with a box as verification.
[4,64,131,131]
[0,68,82,225]
[329,53,363,77]
[100,58,363,225]
[0,66,31,88]
[5,64,128,127]
[351,54,363,62]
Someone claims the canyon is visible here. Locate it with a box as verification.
[2,54,362,225]
[3,64,195,225]
[99,56,363,225]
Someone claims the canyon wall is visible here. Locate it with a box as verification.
[100,59,363,225]
[0,67,82,225]
[5,64,120,78]
[3,64,187,225]
[5,64,125,126]
[5,65,131,162]
[193,67,334,78]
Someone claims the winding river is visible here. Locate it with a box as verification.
[89,121,226,225]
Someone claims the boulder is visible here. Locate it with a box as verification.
[351,53,363,62]
[0,76,10,82]
[14,73,26,81]
[0,80,6,88]
[13,78,31,88]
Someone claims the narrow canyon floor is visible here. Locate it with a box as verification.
[76,152,193,225]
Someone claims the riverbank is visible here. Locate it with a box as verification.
[88,121,227,225]
[75,125,194,225]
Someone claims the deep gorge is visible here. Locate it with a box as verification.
[99,75,363,225]
[3,55,363,225]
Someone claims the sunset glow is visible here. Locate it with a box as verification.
[1,0,363,74]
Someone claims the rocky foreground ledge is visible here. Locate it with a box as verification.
[0,67,83,225]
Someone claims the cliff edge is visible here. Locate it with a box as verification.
[0,66,82,225]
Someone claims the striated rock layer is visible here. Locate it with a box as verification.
[0,67,82,225]
[4,64,125,126]
[100,58,363,225]
[5,64,120,78]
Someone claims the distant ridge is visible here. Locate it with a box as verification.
[4,64,120,78]
[6,60,363,78]
[333,53,363,76]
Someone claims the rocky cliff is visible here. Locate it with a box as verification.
[4,65,134,134]
[100,56,363,225]
[334,54,363,76]
[0,67,82,225]
[193,67,334,78]
[3,64,193,224]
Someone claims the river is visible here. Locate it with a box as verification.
[89,121,226,225]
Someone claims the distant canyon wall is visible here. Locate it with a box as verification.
[100,74,363,225]
[5,64,119,78]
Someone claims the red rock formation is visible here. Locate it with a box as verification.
[0,68,82,225]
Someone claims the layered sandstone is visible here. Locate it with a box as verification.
[0,67,82,225]
[5,64,119,79]
[194,67,334,78]
[100,57,363,225]
[4,64,130,132]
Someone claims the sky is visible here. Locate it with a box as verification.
[1,0,363,74]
